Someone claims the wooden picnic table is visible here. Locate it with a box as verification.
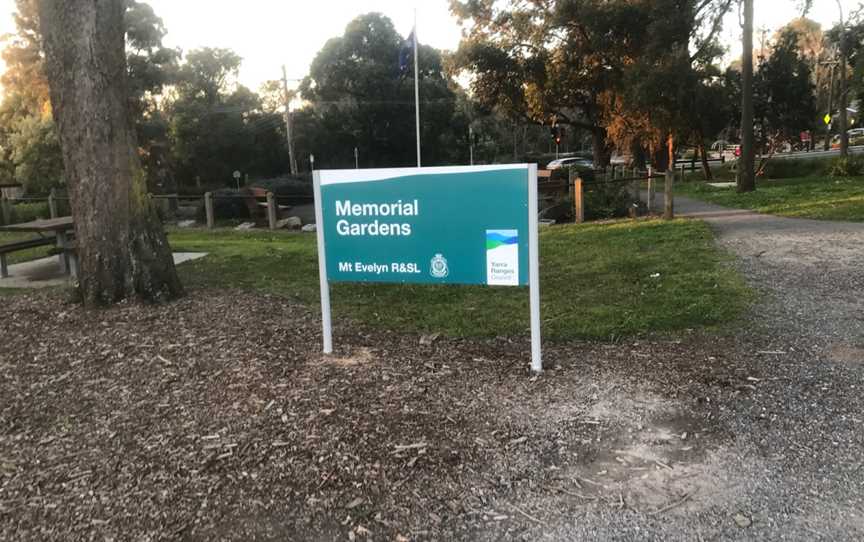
[0,216,74,274]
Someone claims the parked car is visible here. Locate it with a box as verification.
[831,128,864,149]
[546,157,594,170]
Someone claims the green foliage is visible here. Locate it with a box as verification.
[195,188,254,222]
[168,48,288,187]
[828,156,864,177]
[9,200,50,223]
[0,0,180,194]
[450,0,736,168]
[584,181,632,220]
[7,114,63,192]
[168,220,750,340]
[296,13,469,169]
[754,27,817,140]
[250,176,313,204]
[678,175,864,221]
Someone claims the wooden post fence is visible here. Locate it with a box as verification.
[647,166,655,213]
[48,189,58,218]
[0,195,10,225]
[204,192,214,229]
[573,176,584,224]
[266,192,278,230]
[664,169,674,220]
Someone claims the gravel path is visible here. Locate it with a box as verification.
[675,195,864,342]
[1,202,863,541]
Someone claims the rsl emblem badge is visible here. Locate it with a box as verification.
[430,253,449,278]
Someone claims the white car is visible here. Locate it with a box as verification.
[546,157,593,170]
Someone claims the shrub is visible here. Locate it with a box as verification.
[828,156,864,177]
[584,180,631,220]
[195,188,254,222]
[11,201,50,223]
[251,176,313,205]
[539,179,632,223]
[760,157,830,179]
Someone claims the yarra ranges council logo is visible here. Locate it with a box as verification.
[430,253,449,278]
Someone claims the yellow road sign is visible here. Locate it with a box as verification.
[824,114,831,125]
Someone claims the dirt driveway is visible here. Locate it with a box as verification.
[1,202,863,540]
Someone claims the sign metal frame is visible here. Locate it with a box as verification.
[312,164,542,372]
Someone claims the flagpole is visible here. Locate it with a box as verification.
[413,8,421,167]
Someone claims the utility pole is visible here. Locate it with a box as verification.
[837,0,849,157]
[282,65,298,175]
[823,60,838,151]
[738,0,755,192]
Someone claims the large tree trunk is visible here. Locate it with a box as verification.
[591,127,612,168]
[738,0,756,192]
[39,0,182,305]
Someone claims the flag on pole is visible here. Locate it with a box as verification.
[399,29,416,75]
[398,18,422,167]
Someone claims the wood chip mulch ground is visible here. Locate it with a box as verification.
[1,290,861,541]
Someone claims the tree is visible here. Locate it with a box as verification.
[739,0,756,192]
[298,13,467,169]
[754,28,816,145]
[1,0,180,193]
[167,47,288,185]
[450,0,735,169]
[38,0,182,304]
[7,114,63,191]
[0,0,61,191]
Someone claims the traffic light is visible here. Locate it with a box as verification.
[551,125,563,145]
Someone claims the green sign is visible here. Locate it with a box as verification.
[316,165,532,285]
[312,164,542,371]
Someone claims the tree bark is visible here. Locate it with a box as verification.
[697,129,713,180]
[39,0,182,305]
[591,127,612,168]
[738,0,756,192]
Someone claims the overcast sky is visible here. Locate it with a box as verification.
[0,0,859,94]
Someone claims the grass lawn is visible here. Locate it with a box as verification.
[169,219,750,341]
[677,175,864,221]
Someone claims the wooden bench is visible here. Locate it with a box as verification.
[0,236,56,278]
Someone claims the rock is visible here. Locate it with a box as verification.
[301,224,317,232]
[419,333,440,346]
[276,216,302,230]
[234,222,256,231]
[734,513,752,528]
[177,220,196,228]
